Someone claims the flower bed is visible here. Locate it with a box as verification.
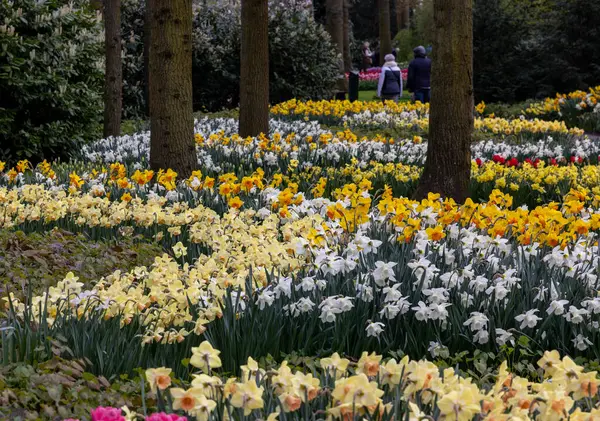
[346,69,408,91]
[270,99,585,137]
[3,99,600,419]
[525,86,600,132]
[45,349,600,420]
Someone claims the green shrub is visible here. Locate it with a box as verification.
[121,0,146,119]
[393,29,416,63]
[0,357,150,420]
[0,0,104,164]
[268,5,339,103]
[190,4,241,112]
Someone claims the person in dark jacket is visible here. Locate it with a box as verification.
[372,50,380,69]
[377,54,402,103]
[406,45,431,103]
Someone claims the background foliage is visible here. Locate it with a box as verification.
[0,0,104,164]
[466,0,599,102]
[340,0,600,104]
[121,0,340,116]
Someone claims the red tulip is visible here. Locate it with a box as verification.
[492,155,505,164]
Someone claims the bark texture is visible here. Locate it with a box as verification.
[103,0,122,138]
[148,0,196,177]
[342,0,352,73]
[378,0,392,64]
[326,0,347,94]
[239,0,270,137]
[413,0,474,202]
[395,0,403,32]
[396,0,410,30]
[143,0,151,116]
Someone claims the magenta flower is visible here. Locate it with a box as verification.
[91,407,126,421]
[146,413,187,421]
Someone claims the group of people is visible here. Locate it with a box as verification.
[362,42,431,104]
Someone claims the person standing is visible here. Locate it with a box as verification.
[361,42,373,71]
[377,54,402,102]
[407,45,431,103]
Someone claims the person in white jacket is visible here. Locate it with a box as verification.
[377,54,403,103]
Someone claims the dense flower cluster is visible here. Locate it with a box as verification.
[7,178,600,360]
[73,118,592,176]
[526,86,600,117]
[4,97,600,420]
[68,347,600,421]
[346,68,409,83]
[6,135,600,217]
[271,99,429,119]
[271,99,585,137]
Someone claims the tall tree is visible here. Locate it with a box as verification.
[403,1,410,28]
[148,0,196,177]
[103,0,122,138]
[413,0,473,201]
[239,0,270,137]
[378,0,392,64]
[326,0,347,96]
[342,0,352,72]
[143,0,151,116]
[396,0,410,30]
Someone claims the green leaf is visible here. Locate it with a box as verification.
[82,372,97,382]
[46,384,62,404]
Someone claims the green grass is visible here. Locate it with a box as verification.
[358,90,411,102]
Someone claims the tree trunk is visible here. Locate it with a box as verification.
[378,0,392,65]
[395,0,402,32]
[413,0,473,202]
[103,0,122,138]
[239,0,269,137]
[395,0,410,30]
[342,0,352,73]
[402,1,410,29]
[396,0,409,30]
[148,0,196,177]
[143,0,151,116]
[326,0,347,95]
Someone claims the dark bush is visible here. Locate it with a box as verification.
[0,0,104,164]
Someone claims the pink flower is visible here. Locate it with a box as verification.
[63,419,80,421]
[91,407,125,421]
[146,413,187,421]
